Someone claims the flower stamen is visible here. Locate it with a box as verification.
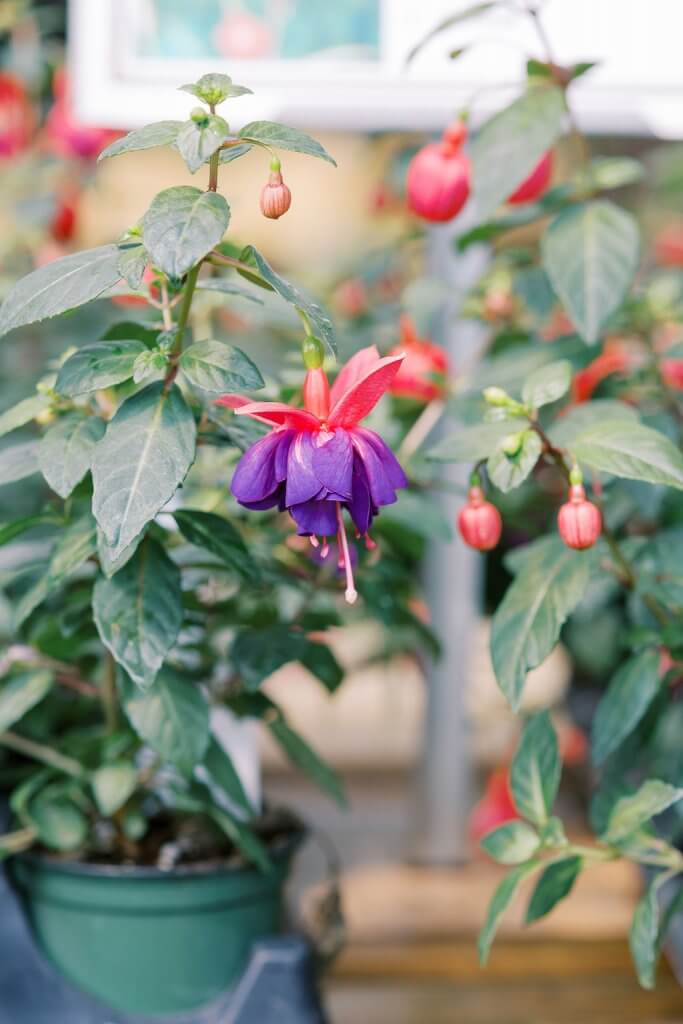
[336,502,357,605]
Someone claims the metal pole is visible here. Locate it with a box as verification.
[409,221,489,865]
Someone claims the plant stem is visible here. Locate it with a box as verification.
[208,152,220,193]
[102,652,118,733]
[160,280,173,331]
[164,262,200,389]
[0,731,83,777]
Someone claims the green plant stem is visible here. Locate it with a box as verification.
[164,263,200,389]
[208,152,220,193]
[102,652,118,733]
[0,731,83,777]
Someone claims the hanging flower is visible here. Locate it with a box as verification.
[0,72,34,159]
[388,315,449,401]
[217,346,408,603]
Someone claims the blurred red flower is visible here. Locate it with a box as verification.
[388,314,449,401]
[0,72,34,159]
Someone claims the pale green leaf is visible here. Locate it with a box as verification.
[56,339,147,396]
[510,712,560,828]
[487,430,542,492]
[38,413,105,498]
[0,441,40,485]
[568,419,683,489]
[98,121,184,162]
[429,417,529,462]
[176,114,231,173]
[0,395,50,438]
[480,820,540,865]
[179,340,264,394]
[142,186,230,280]
[238,120,336,165]
[478,861,539,965]
[522,360,571,408]
[92,761,138,816]
[603,780,683,843]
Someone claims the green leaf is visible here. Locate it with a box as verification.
[603,780,683,843]
[526,856,582,924]
[196,279,264,304]
[491,538,596,708]
[203,737,253,816]
[176,114,231,174]
[97,528,143,578]
[98,121,184,162]
[548,400,639,448]
[592,649,662,766]
[38,413,105,498]
[47,513,97,585]
[117,243,148,290]
[29,790,88,851]
[522,360,571,408]
[478,861,539,965]
[456,204,547,251]
[541,201,640,344]
[487,429,542,492]
[428,418,529,462]
[230,626,308,691]
[142,186,230,280]
[0,670,53,732]
[0,245,122,337]
[239,245,335,355]
[101,321,160,347]
[179,340,264,394]
[406,2,496,63]
[0,394,50,438]
[510,712,561,828]
[471,86,566,219]
[210,807,271,873]
[299,642,344,694]
[0,441,40,485]
[93,539,183,688]
[173,509,257,581]
[567,419,683,490]
[132,348,169,384]
[92,382,196,559]
[238,120,336,166]
[480,820,540,865]
[92,761,138,816]
[56,339,147,396]
[630,878,662,989]
[179,73,252,104]
[120,668,210,776]
[269,714,346,807]
[0,513,57,547]
[580,157,644,192]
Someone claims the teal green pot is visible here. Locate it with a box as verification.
[9,832,302,1017]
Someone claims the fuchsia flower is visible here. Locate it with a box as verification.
[216,346,408,603]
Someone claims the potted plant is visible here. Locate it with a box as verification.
[404,0,683,989]
[0,70,411,1016]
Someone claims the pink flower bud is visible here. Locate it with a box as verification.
[557,484,602,549]
[260,170,292,220]
[458,487,502,551]
[508,150,553,204]
[406,137,470,223]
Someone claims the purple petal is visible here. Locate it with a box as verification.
[231,431,283,503]
[290,498,338,536]
[311,428,353,499]
[347,459,372,534]
[350,432,398,508]
[356,428,408,489]
[285,432,323,507]
[274,429,295,481]
[240,485,284,511]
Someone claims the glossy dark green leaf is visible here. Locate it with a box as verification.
[480,820,540,865]
[93,540,183,688]
[231,626,308,691]
[541,201,640,344]
[142,186,230,280]
[491,538,597,708]
[0,245,122,336]
[120,668,210,775]
[56,339,146,396]
[239,245,335,355]
[238,121,336,165]
[98,121,184,162]
[173,509,256,580]
[471,86,566,219]
[592,649,662,766]
[92,382,196,559]
[525,856,582,924]
[38,413,105,498]
[510,712,561,828]
[179,340,263,394]
[203,737,253,815]
[300,642,344,694]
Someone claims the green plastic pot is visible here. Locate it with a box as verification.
[9,832,302,1017]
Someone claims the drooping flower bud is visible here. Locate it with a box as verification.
[406,122,470,223]
[508,150,553,205]
[260,158,291,219]
[557,483,602,550]
[458,486,502,551]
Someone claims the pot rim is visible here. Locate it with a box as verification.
[12,823,306,881]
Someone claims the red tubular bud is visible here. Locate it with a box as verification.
[260,170,292,219]
[508,150,553,205]
[303,367,330,420]
[557,484,602,550]
[458,487,502,551]
[406,141,470,223]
